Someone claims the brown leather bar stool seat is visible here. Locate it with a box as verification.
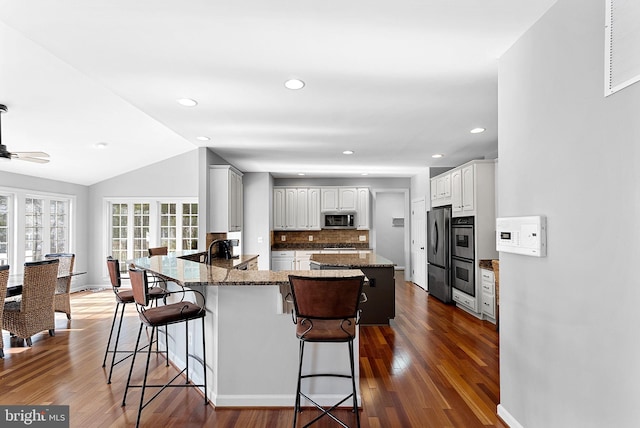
[102,257,167,384]
[123,267,208,428]
[288,275,367,428]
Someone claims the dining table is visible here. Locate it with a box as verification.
[5,271,87,298]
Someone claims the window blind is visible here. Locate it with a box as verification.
[605,0,640,95]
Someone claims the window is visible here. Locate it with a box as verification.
[0,195,8,265]
[0,189,74,267]
[606,0,640,95]
[108,200,198,263]
[50,199,69,253]
[25,198,44,262]
[182,203,198,250]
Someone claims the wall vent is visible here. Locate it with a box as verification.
[605,0,640,96]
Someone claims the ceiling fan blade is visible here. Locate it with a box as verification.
[12,151,50,158]
[12,155,50,164]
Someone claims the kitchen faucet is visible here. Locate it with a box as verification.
[206,239,224,265]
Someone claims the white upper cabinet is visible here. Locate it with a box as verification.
[451,164,475,216]
[356,188,370,230]
[276,186,369,230]
[430,173,452,207]
[273,187,320,230]
[321,187,357,212]
[209,165,243,232]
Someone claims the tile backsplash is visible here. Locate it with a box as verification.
[272,229,369,248]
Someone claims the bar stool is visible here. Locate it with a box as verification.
[123,267,208,428]
[0,265,9,359]
[102,257,167,384]
[288,275,367,428]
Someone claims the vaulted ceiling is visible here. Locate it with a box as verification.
[0,0,556,185]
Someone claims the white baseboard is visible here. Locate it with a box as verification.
[212,393,363,408]
[497,404,524,428]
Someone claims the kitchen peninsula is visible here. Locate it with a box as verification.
[132,251,366,408]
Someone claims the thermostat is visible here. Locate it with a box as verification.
[496,216,546,257]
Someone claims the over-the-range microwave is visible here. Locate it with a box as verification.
[322,212,356,229]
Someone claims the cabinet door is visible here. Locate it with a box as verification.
[356,188,370,230]
[451,168,462,214]
[339,188,357,211]
[296,188,309,229]
[273,188,286,230]
[430,178,438,201]
[321,188,339,212]
[229,170,243,231]
[307,188,321,229]
[461,164,474,213]
[284,188,297,229]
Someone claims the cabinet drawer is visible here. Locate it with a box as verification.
[481,280,494,295]
[272,251,295,257]
[452,290,476,312]
[481,293,495,318]
[480,269,494,282]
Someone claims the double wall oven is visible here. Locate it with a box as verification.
[451,217,475,297]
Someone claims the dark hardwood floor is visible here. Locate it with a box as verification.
[0,276,505,427]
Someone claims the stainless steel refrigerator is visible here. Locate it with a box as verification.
[427,206,452,303]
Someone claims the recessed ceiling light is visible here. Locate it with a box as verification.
[361,173,369,176]
[297,173,305,176]
[470,127,486,134]
[432,153,444,158]
[177,98,198,107]
[196,136,210,141]
[95,142,108,149]
[343,150,354,155]
[284,79,305,90]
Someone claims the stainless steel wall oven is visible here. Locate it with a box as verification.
[451,217,475,297]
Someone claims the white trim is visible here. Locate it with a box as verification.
[605,0,640,96]
[497,404,524,428]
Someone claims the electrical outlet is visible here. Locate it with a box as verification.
[359,235,366,241]
[281,235,286,241]
[257,236,263,243]
[308,235,313,241]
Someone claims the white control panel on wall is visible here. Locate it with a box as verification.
[496,216,547,257]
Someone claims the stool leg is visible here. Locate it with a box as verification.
[201,316,208,405]
[107,303,128,384]
[293,340,305,428]
[135,326,156,428]
[102,302,120,368]
[348,340,360,428]
[122,322,144,407]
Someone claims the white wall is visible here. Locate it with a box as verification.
[373,191,405,267]
[0,170,90,289]
[243,172,273,270]
[87,149,199,284]
[498,1,640,427]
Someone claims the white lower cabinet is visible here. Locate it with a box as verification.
[452,289,477,313]
[295,250,316,270]
[480,269,496,321]
[271,251,295,271]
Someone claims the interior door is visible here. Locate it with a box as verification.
[411,198,426,290]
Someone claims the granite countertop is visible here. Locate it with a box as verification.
[309,253,395,268]
[132,251,364,287]
[479,259,498,270]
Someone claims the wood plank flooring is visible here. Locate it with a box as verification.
[0,277,506,427]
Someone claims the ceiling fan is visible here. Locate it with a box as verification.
[0,104,50,164]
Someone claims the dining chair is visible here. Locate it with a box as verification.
[288,274,367,428]
[0,265,9,358]
[3,259,59,347]
[44,253,75,320]
[147,247,168,257]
